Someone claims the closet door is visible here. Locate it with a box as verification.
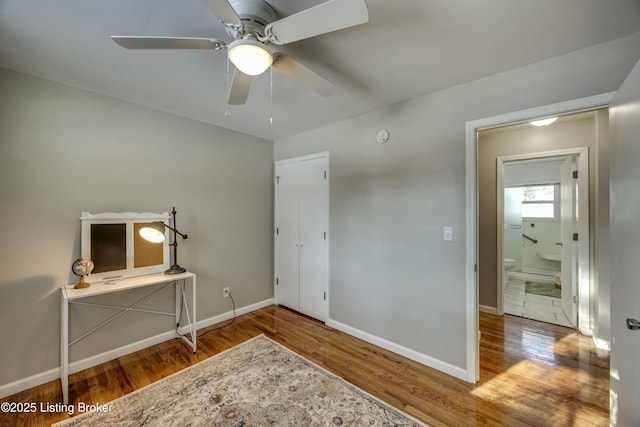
[274,161,303,311]
[298,157,328,321]
[274,153,328,322]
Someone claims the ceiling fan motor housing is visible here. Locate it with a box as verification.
[226,0,277,40]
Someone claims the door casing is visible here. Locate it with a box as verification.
[496,149,588,330]
[464,92,615,382]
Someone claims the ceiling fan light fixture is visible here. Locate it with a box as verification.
[228,39,273,76]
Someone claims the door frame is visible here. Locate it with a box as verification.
[496,148,589,330]
[464,92,615,382]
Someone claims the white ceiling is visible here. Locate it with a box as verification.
[1,0,639,140]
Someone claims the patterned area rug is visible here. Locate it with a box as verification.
[525,281,561,298]
[54,335,426,426]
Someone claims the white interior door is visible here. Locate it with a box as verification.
[275,161,303,311]
[609,59,640,427]
[274,153,329,322]
[560,157,578,327]
[298,158,328,321]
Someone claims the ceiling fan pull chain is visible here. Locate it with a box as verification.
[270,66,273,125]
[226,56,230,93]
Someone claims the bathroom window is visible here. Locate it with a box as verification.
[520,184,559,219]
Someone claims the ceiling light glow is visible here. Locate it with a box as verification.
[530,117,558,127]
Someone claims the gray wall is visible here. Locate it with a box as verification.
[274,33,640,370]
[0,68,273,386]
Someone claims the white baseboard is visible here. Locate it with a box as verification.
[326,318,468,382]
[479,305,497,315]
[0,369,61,401]
[70,331,178,375]
[0,298,274,400]
[189,298,274,332]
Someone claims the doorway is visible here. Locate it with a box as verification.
[464,92,614,382]
[495,151,587,329]
[481,116,594,333]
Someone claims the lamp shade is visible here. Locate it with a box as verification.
[139,222,166,243]
[228,39,273,76]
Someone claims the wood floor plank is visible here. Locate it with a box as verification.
[0,306,609,426]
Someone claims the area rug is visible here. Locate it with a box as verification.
[525,281,561,298]
[53,334,426,426]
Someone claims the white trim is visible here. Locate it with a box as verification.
[187,298,274,332]
[467,92,615,132]
[465,115,479,383]
[326,318,468,381]
[479,305,497,315]
[496,157,506,315]
[0,330,177,400]
[274,151,329,165]
[465,92,615,384]
[0,298,274,400]
[0,369,60,401]
[69,331,176,375]
[576,150,592,335]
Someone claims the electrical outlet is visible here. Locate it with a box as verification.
[222,287,230,298]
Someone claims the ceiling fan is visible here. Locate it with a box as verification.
[111,0,369,105]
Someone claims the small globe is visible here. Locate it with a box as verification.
[72,258,94,277]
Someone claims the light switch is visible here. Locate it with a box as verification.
[443,226,454,241]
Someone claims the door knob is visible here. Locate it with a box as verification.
[626,318,640,330]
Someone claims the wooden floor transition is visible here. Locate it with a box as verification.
[1,305,609,426]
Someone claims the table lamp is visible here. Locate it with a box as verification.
[139,207,188,274]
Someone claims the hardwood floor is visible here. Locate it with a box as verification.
[0,306,609,426]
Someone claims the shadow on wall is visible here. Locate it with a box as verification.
[0,276,59,385]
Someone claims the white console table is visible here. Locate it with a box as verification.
[60,272,196,404]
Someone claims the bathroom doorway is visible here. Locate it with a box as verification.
[476,109,603,337]
[498,153,586,328]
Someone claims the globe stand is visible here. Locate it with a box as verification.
[71,258,94,289]
[74,276,90,289]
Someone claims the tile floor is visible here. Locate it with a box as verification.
[504,280,573,327]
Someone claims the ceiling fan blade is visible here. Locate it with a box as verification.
[228,68,253,105]
[272,53,335,97]
[112,36,226,50]
[201,0,242,26]
[265,0,368,45]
